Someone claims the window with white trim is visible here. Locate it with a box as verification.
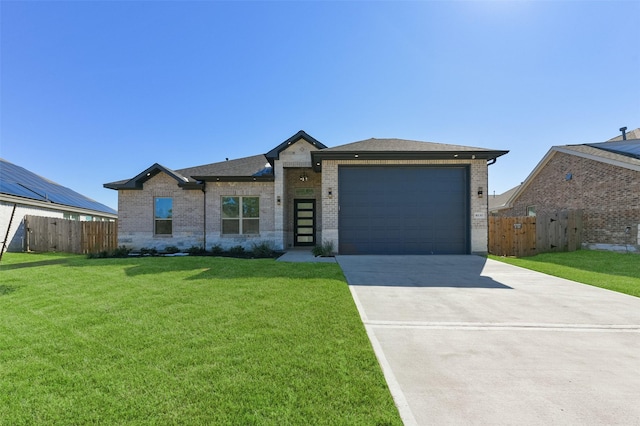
[222,196,259,234]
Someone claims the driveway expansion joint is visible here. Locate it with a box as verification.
[365,320,640,332]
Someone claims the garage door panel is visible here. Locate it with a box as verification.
[339,166,469,255]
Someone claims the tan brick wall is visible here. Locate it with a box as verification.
[321,159,489,254]
[498,151,640,248]
[203,181,276,250]
[117,173,204,250]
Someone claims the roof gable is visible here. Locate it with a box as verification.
[504,141,640,209]
[104,163,192,190]
[265,130,327,161]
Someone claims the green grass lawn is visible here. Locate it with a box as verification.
[0,253,401,425]
[489,250,640,298]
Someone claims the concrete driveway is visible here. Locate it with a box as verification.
[336,255,640,425]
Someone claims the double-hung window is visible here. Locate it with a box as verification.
[222,196,259,234]
[155,197,173,235]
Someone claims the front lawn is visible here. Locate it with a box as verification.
[489,250,640,298]
[0,253,401,425]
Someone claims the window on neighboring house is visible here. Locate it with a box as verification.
[155,197,173,235]
[526,205,536,217]
[222,196,259,235]
[64,212,80,221]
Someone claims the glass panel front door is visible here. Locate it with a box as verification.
[294,199,315,246]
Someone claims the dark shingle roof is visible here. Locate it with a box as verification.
[179,154,272,178]
[311,138,508,168]
[586,139,640,160]
[1,158,117,215]
[322,138,499,152]
[488,185,521,212]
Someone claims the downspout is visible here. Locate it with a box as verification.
[485,157,497,255]
[202,181,207,250]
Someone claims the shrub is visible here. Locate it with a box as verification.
[164,245,180,254]
[139,247,158,256]
[312,240,335,257]
[251,241,275,258]
[210,244,224,256]
[112,245,131,258]
[87,250,109,259]
[228,245,245,256]
[186,245,207,255]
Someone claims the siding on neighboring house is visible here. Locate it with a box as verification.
[0,202,65,252]
[497,151,640,250]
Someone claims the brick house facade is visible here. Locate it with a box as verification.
[105,131,507,255]
[492,137,640,252]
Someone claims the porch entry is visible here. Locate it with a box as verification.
[294,199,315,246]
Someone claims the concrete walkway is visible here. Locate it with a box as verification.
[336,255,640,425]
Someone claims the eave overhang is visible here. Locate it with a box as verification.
[191,176,275,183]
[104,163,199,190]
[310,150,509,171]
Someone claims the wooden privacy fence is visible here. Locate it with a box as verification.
[24,215,118,254]
[489,210,582,257]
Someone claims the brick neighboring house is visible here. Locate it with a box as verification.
[105,130,508,255]
[491,128,640,252]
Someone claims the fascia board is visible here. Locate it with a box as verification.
[191,176,275,183]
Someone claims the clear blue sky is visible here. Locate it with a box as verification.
[2,1,638,211]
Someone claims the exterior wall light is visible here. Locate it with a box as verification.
[277,196,281,205]
[477,187,483,198]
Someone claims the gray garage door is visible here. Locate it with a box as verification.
[339,166,469,255]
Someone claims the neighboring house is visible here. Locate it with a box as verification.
[488,185,521,215]
[1,158,118,252]
[104,130,508,255]
[493,128,640,252]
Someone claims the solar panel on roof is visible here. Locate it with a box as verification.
[0,158,116,215]
[587,141,640,160]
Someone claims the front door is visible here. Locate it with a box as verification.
[294,199,315,246]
